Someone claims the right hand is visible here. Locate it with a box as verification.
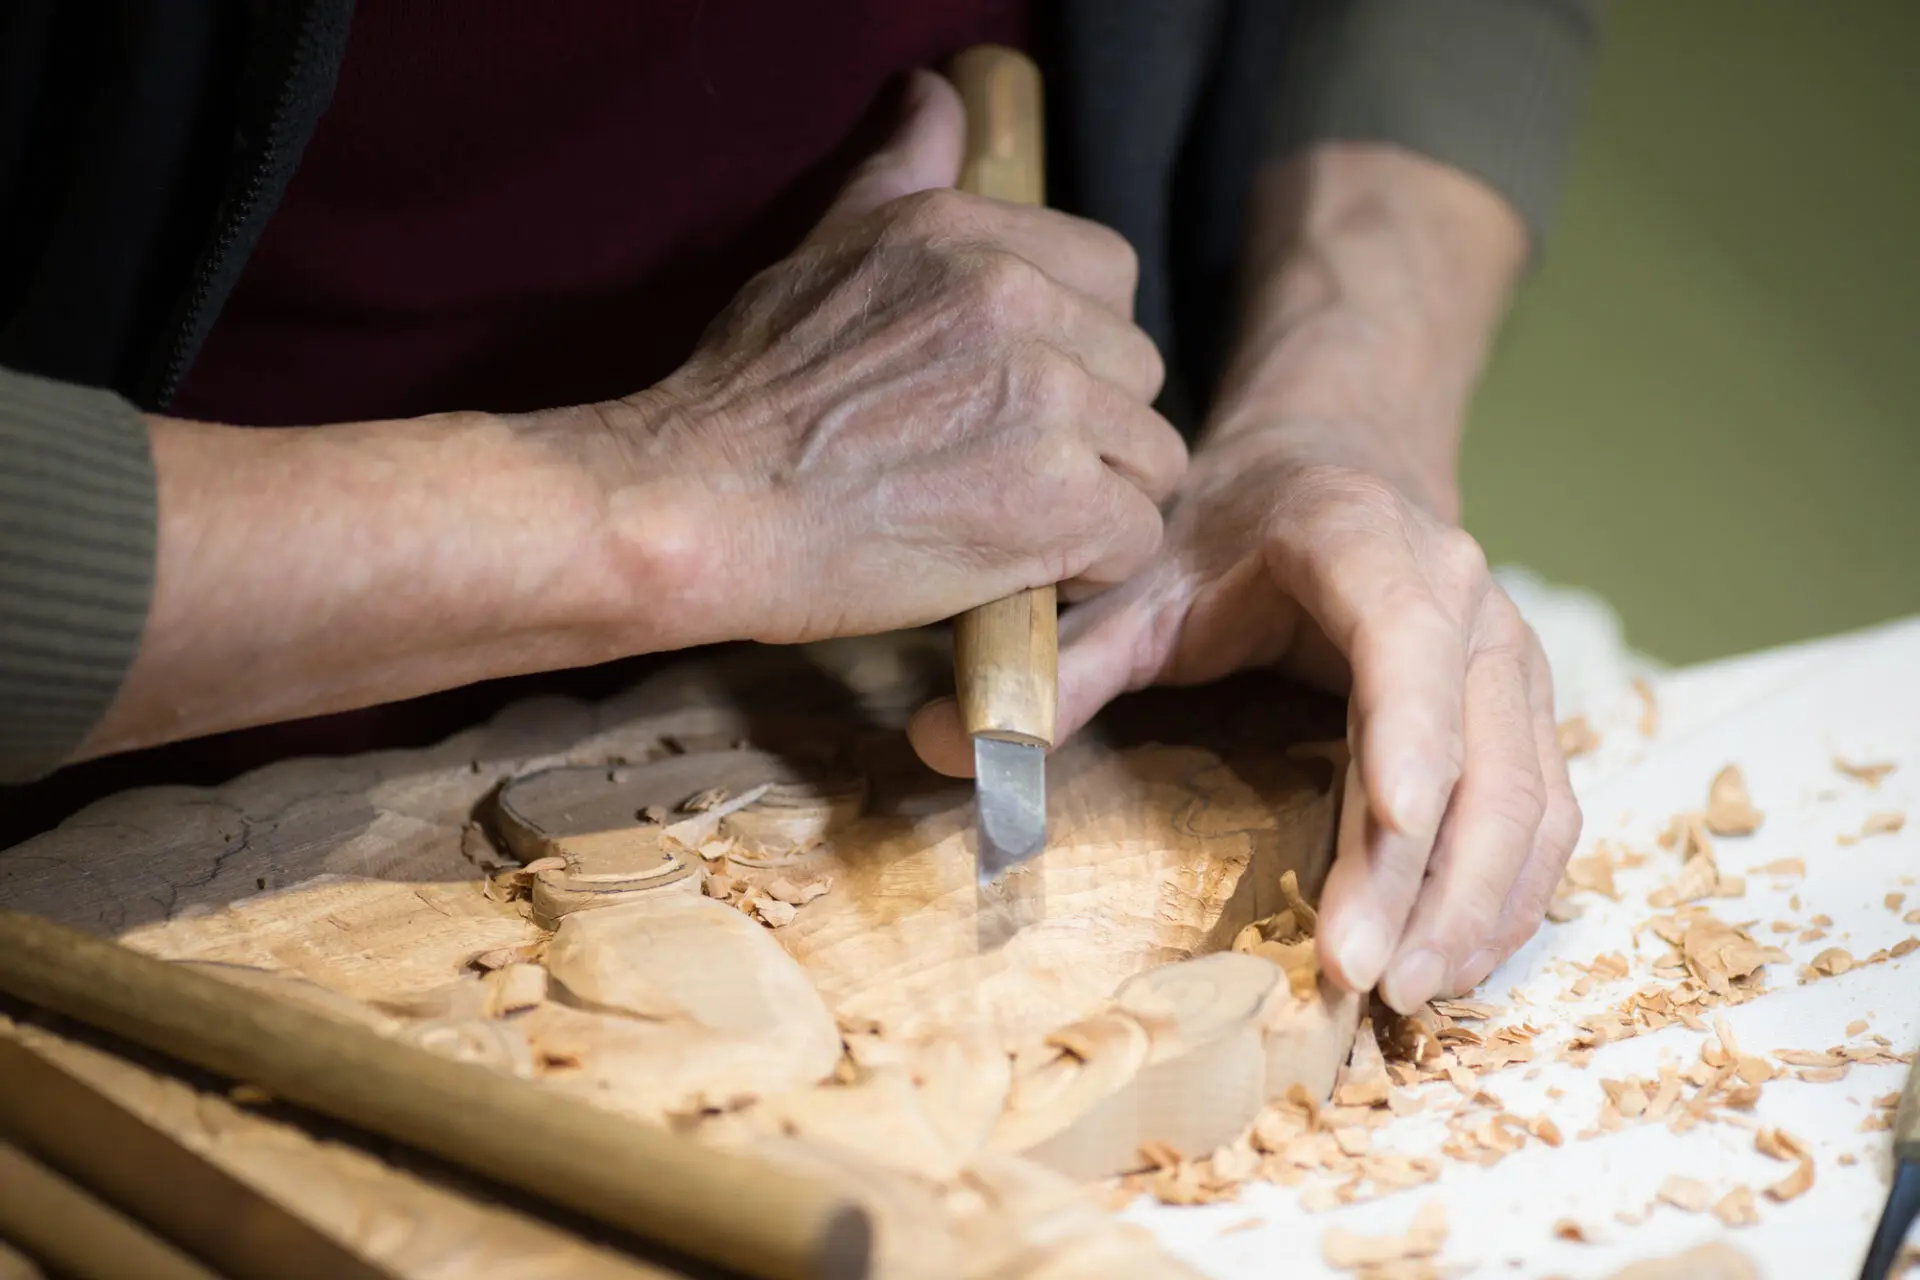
[587,70,1184,646]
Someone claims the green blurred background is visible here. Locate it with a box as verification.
[1462,0,1919,664]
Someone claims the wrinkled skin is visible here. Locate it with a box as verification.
[907,133,1583,1013]
[586,71,1185,647]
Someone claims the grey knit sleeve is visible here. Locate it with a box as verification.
[1270,0,1601,247]
[0,367,156,782]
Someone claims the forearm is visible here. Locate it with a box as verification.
[1205,142,1530,519]
[78,405,704,761]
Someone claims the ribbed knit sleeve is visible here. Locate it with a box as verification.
[0,368,156,782]
[1271,0,1600,248]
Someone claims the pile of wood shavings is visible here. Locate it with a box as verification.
[1127,754,1918,1269]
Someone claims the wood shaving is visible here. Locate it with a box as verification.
[1890,894,1908,912]
[1711,1186,1758,1227]
[1634,678,1659,737]
[1861,812,1907,839]
[1553,1219,1591,1242]
[677,786,730,813]
[763,877,832,906]
[1657,1175,1710,1212]
[1558,717,1600,758]
[1562,849,1622,901]
[1333,1019,1392,1108]
[1321,1200,1447,1272]
[1756,858,1805,877]
[1704,765,1764,836]
[1835,757,1898,787]
[1804,947,1854,979]
[1604,1243,1760,1280]
[742,895,797,928]
[1847,1019,1871,1036]
[1754,1128,1814,1202]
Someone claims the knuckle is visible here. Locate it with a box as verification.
[1491,767,1550,838]
[891,187,968,238]
[1005,342,1086,423]
[1094,223,1141,290]
[1432,525,1490,589]
[1539,793,1584,859]
[964,252,1048,329]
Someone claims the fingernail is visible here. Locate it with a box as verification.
[1333,916,1391,992]
[1387,770,1445,838]
[1381,948,1448,1013]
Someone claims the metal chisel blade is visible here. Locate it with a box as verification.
[973,736,1046,884]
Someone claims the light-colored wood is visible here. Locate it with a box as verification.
[951,45,1047,208]
[0,907,871,1280]
[0,1036,393,1279]
[949,45,1057,748]
[953,589,1057,747]
[0,1019,677,1280]
[0,1237,42,1280]
[0,1137,218,1280]
[535,896,843,1119]
[0,633,1350,1277]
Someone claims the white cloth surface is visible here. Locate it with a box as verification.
[1131,572,1920,1278]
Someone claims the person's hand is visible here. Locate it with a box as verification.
[583,70,1183,648]
[908,429,1582,1013]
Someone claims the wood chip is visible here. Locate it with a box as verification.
[1711,1186,1759,1227]
[1321,1200,1447,1272]
[677,786,730,813]
[1553,1219,1591,1243]
[1848,1019,1870,1036]
[1757,858,1805,877]
[1756,1129,1814,1202]
[763,877,832,906]
[1657,1175,1710,1212]
[1634,677,1659,737]
[1333,1019,1392,1108]
[1705,765,1764,837]
[1604,1243,1762,1280]
[1796,1065,1850,1083]
[1806,947,1854,978]
[745,896,797,928]
[1863,812,1908,838]
[1558,716,1601,758]
[1836,758,1898,787]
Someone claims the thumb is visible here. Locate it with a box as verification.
[810,69,965,241]
[905,579,1170,778]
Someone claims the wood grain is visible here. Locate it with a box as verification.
[0,907,870,1280]
[0,633,1348,1278]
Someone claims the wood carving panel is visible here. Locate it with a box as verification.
[0,635,1354,1277]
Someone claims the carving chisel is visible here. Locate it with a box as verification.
[949,45,1055,887]
[1858,1040,1920,1278]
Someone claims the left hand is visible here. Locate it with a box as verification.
[908,426,1582,1013]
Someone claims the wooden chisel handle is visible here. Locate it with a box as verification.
[949,44,1058,750]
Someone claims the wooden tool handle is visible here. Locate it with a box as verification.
[0,908,869,1280]
[0,1138,217,1280]
[949,45,1058,748]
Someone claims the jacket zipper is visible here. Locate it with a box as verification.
[150,2,336,409]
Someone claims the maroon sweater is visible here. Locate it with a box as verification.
[174,0,1028,426]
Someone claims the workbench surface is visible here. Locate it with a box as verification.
[1135,600,1920,1278]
